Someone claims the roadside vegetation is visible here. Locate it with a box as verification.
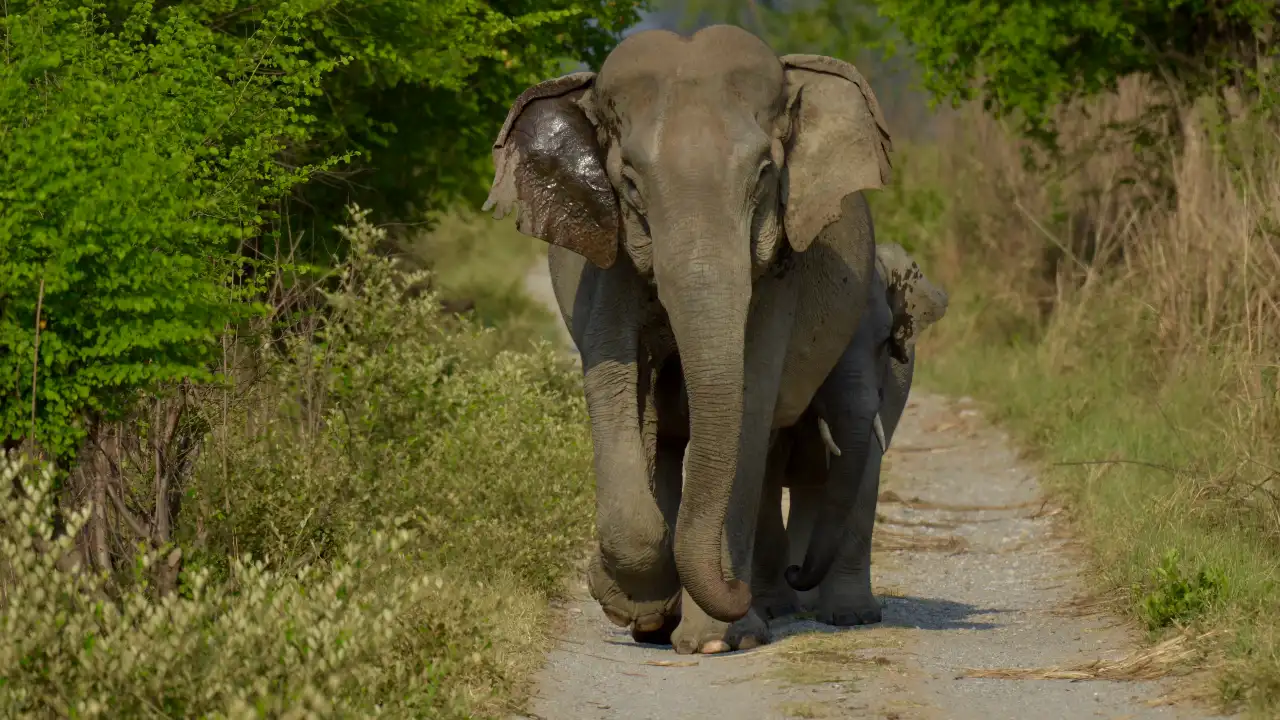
[874,9,1280,720]
[0,1,634,716]
[887,80,1280,716]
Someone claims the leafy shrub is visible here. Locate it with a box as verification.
[0,456,452,718]
[0,0,640,462]
[1,209,595,717]
[0,0,338,462]
[1139,550,1226,632]
[186,209,591,591]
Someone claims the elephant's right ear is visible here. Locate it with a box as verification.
[779,55,893,253]
[484,72,620,269]
[875,243,948,364]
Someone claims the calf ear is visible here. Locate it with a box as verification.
[780,54,893,253]
[875,243,948,363]
[484,72,620,269]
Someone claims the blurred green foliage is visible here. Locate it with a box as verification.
[876,0,1277,146]
[92,0,646,254]
[662,0,888,62]
[664,0,1276,148]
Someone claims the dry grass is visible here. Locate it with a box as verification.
[875,513,960,530]
[872,527,969,553]
[876,72,1280,715]
[779,700,834,718]
[1050,588,1131,618]
[877,490,1040,513]
[759,625,908,686]
[959,631,1218,682]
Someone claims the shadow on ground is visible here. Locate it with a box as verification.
[601,594,1010,657]
[880,594,1010,631]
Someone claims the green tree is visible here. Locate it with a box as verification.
[0,1,336,462]
[874,0,1278,145]
[662,0,887,62]
[99,0,647,257]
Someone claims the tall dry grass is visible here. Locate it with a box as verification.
[880,75,1280,713]
[919,75,1280,540]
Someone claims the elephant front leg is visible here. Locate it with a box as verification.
[815,439,884,626]
[580,280,682,638]
[621,432,685,645]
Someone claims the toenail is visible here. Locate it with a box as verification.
[633,614,663,632]
[602,607,630,627]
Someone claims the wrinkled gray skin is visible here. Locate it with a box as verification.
[753,243,949,626]
[485,25,895,654]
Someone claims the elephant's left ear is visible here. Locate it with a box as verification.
[876,243,948,364]
[779,55,893,253]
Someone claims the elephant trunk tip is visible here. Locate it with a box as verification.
[677,548,754,622]
[784,563,822,592]
[714,578,753,622]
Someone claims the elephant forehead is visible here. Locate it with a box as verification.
[598,26,784,121]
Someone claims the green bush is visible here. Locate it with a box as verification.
[1,457,445,718]
[0,0,337,462]
[187,209,592,590]
[1,208,595,717]
[1139,550,1226,632]
[0,0,640,461]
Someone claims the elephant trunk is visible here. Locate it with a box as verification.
[656,227,754,624]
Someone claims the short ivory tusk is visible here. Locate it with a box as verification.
[817,418,842,457]
[818,414,888,458]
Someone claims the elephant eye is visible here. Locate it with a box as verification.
[753,159,776,200]
[620,171,646,214]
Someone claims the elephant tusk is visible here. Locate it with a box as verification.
[874,413,887,453]
[817,418,842,457]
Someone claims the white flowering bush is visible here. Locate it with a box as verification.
[1,455,446,717]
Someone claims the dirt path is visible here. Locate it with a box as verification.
[518,261,1229,720]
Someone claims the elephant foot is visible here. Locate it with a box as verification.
[671,591,770,654]
[588,553,680,636]
[753,587,801,620]
[631,614,682,645]
[817,591,883,627]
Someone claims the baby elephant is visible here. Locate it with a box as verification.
[752,242,948,626]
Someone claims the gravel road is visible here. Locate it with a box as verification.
[517,259,1230,720]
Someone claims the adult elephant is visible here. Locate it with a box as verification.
[484,25,893,654]
[753,243,949,626]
